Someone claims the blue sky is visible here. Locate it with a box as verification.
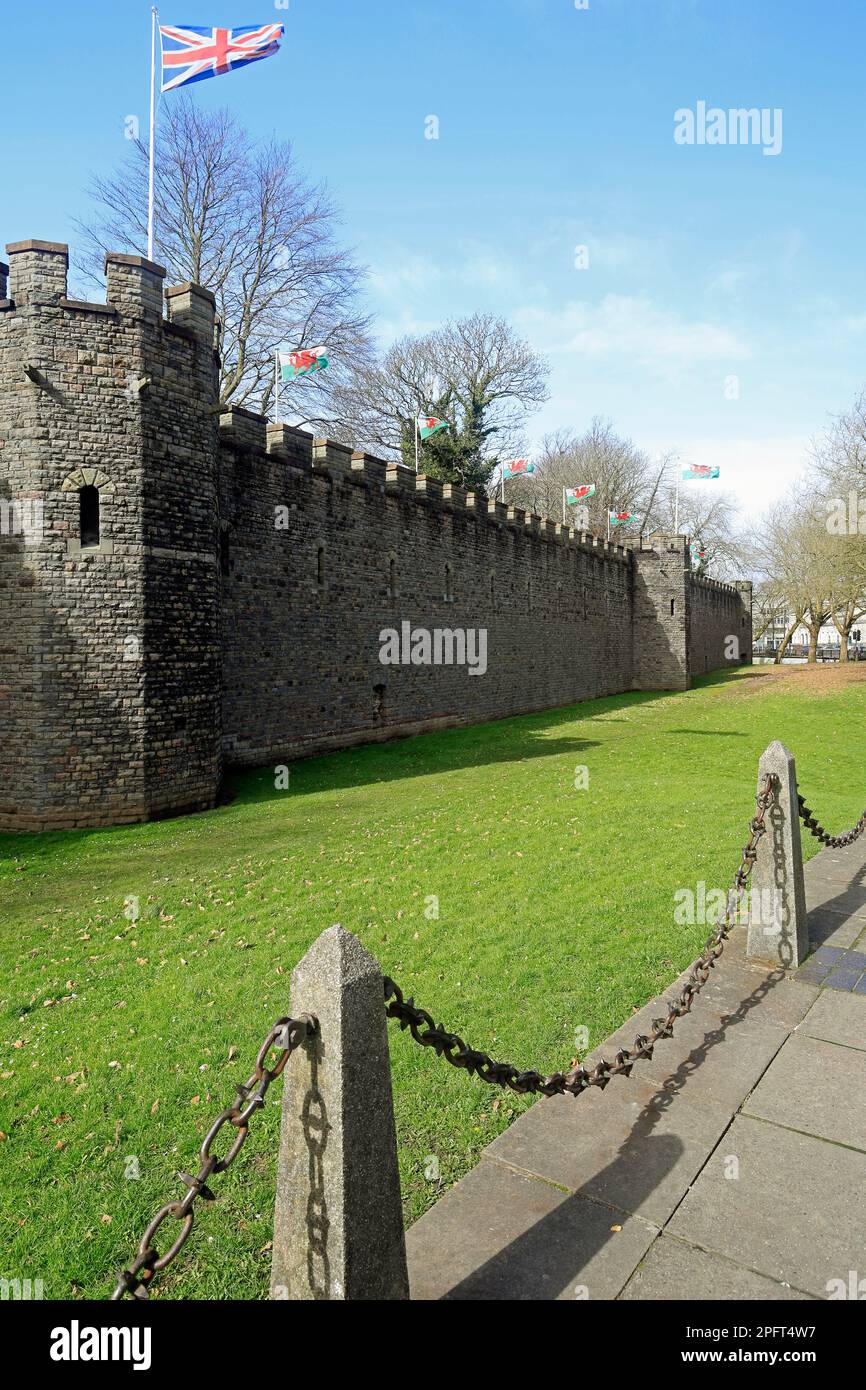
[4,0,866,515]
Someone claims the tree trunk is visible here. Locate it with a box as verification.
[832,607,852,664]
[807,625,820,663]
[775,620,798,664]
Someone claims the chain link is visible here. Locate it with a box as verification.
[110,1014,315,1300]
[798,793,866,848]
[384,774,777,1099]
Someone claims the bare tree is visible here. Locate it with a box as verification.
[750,584,790,647]
[805,400,866,656]
[504,424,746,572]
[814,388,866,493]
[813,392,866,592]
[756,488,844,663]
[831,589,866,661]
[331,312,549,492]
[505,418,652,532]
[651,476,746,579]
[76,98,373,418]
[750,499,803,661]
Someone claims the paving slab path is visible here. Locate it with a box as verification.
[406,835,866,1300]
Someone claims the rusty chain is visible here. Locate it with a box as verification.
[798,793,866,848]
[110,1014,315,1300]
[383,773,778,1099]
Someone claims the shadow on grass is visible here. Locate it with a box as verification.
[0,702,605,868]
[0,671,752,869]
[690,667,769,691]
[660,729,748,738]
[228,688,685,807]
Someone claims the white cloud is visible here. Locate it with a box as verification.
[367,242,524,305]
[641,434,810,515]
[368,255,444,302]
[514,295,751,377]
[707,264,752,296]
[374,313,441,344]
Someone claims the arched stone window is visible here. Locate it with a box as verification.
[61,468,115,556]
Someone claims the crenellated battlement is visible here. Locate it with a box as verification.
[218,406,633,563]
[0,242,752,831]
[4,239,71,306]
[0,239,222,833]
[689,572,744,597]
[0,240,218,352]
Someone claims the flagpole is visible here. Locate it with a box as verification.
[274,350,280,424]
[501,470,505,503]
[147,7,158,262]
[562,488,566,526]
[414,415,420,472]
[674,459,681,535]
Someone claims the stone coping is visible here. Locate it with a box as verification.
[7,239,69,260]
[165,280,217,305]
[103,251,167,277]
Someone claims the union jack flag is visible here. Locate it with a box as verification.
[159,24,284,92]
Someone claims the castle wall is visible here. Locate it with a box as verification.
[0,242,221,832]
[687,574,753,677]
[140,279,223,819]
[628,536,691,691]
[0,250,48,828]
[219,420,637,764]
[0,243,753,832]
[0,243,150,830]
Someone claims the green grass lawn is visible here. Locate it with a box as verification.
[2,665,865,1300]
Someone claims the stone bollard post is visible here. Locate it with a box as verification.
[746,741,808,969]
[270,924,410,1300]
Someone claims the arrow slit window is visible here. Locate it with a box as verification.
[79,486,100,549]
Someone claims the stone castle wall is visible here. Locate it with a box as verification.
[0,241,752,832]
[219,415,637,764]
[687,573,753,677]
[0,241,222,831]
[218,430,750,765]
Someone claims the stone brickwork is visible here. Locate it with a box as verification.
[688,574,753,677]
[0,244,752,832]
[219,416,636,764]
[0,241,221,831]
[625,535,691,691]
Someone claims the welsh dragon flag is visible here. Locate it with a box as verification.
[418,416,448,440]
[503,458,535,478]
[565,484,596,505]
[279,347,328,380]
[682,465,719,481]
[609,511,636,527]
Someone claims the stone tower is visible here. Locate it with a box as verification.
[627,534,691,690]
[0,241,222,830]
